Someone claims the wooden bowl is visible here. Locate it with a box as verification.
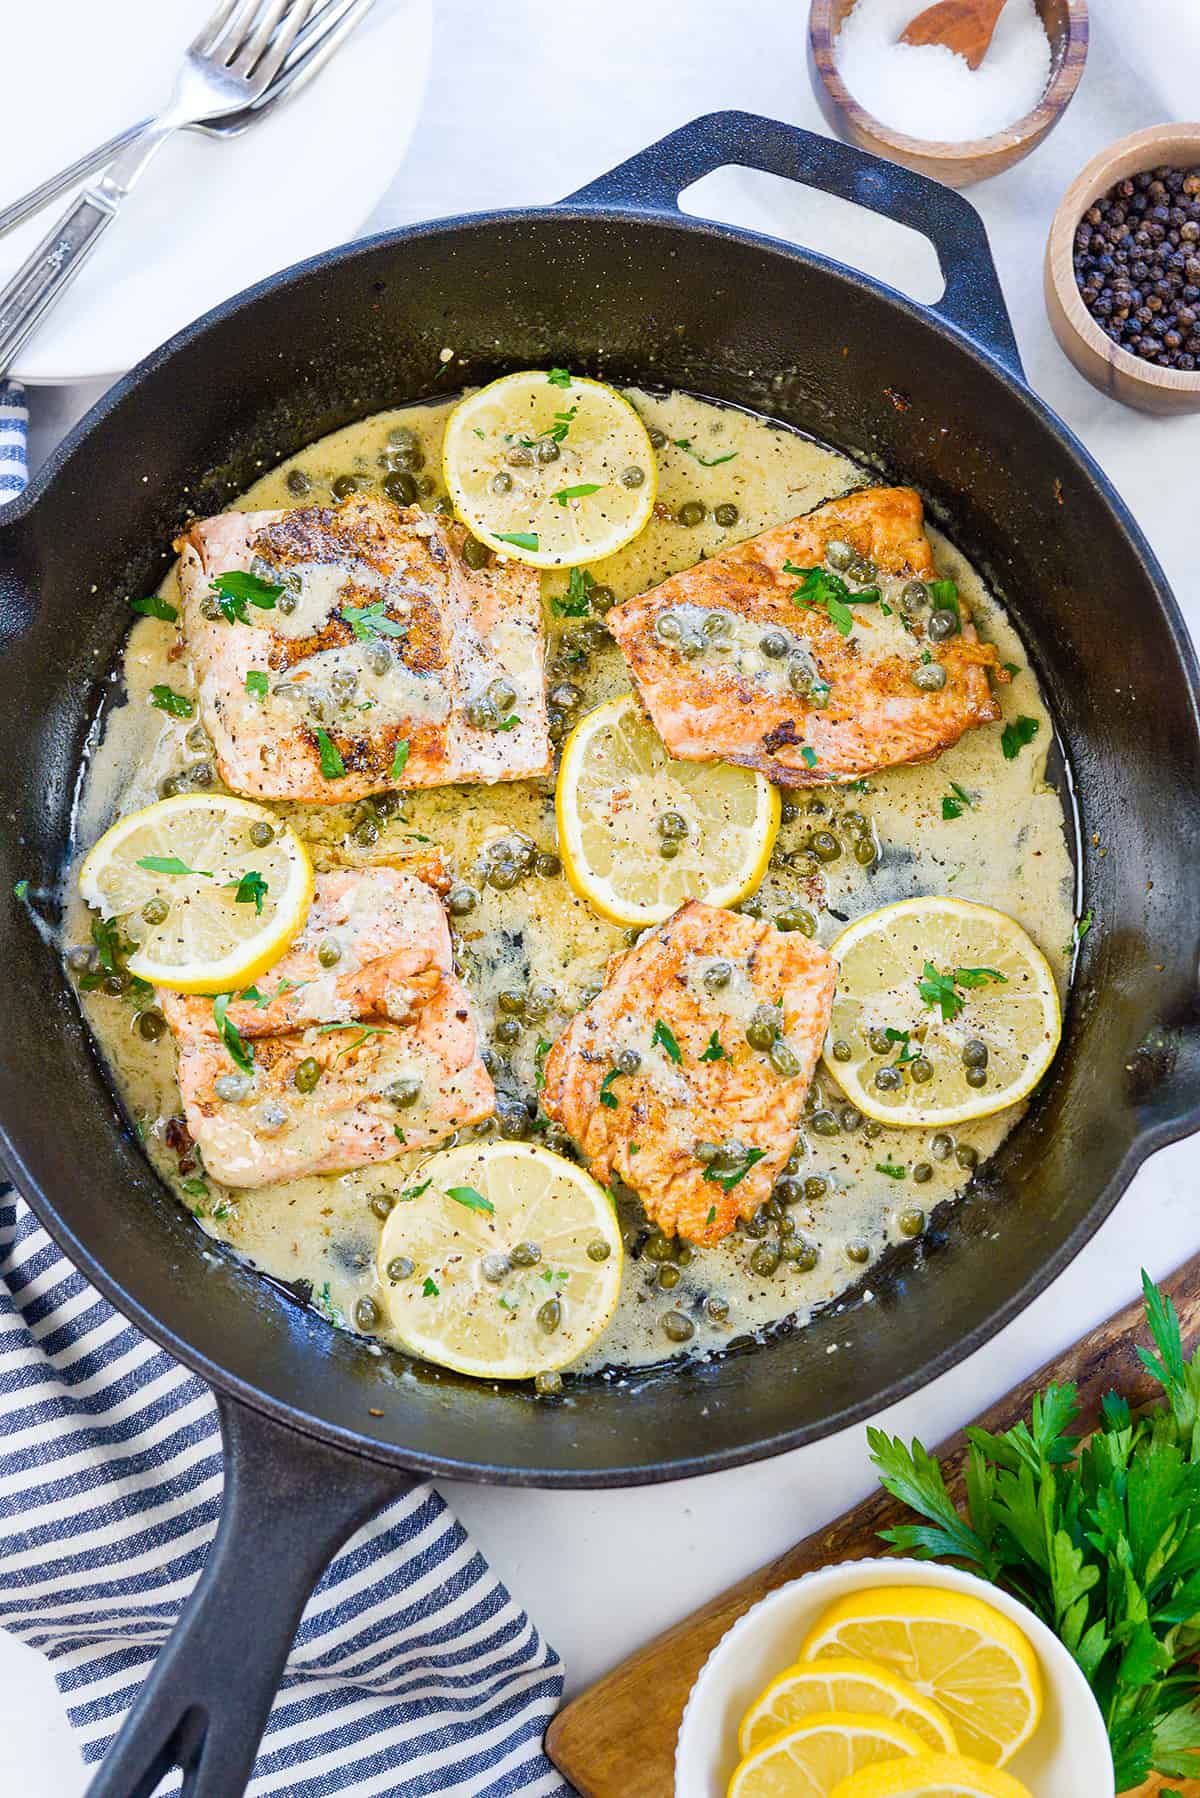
[1045,123,1200,415]
[808,0,1088,189]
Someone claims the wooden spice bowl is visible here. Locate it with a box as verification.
[1045,123,1200,415]
[808,0,1088,188]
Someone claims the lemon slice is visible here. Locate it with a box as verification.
[556,694,779,927]
[829,1754,1035,1798]
[728,1712,925,1798]
[77,794,313,994]
[375,1141,623,1379]
[740,1658,957,1757]
[820,898,1061,1128]
[442,371,656,567]
[801,1588,1043,1767]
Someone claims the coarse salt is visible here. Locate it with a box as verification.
[834,0,1052,144]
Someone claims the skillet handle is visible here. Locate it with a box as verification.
[562,110,1024,381]
[86,1392,415,1798]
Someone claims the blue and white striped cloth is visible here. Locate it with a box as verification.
[0,384,571,1797]
[0,381,29,501]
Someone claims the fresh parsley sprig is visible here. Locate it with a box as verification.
[868,1273,1200,1792]
[782,560,881,637]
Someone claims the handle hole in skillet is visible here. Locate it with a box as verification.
[677,165,946,307]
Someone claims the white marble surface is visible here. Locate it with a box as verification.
[5,0,1200,1789]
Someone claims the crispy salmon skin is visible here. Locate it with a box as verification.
[541,900,836,1245]
[607,487,1006,786]
[175,492,549,802]
[159,868,494,1187]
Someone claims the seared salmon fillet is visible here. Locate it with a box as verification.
[175,492,550,802]
[541,900,836,1245]
[607,487,1006,786]
[159,868,494,1186]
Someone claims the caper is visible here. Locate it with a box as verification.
[256,1101,287,1137]
[352,816,380,848]
[534,1370,564,1396]
[962,1039,989,1068]
[930,1132,955,1162]
[534,438,560,465]
[385,1076,422,1109]
[662,1311,695,1344]
[494,1017,521,1045]
[355,1296,381,1331]
[386,1255,415,1281]
[846,1241,871,1265]
[853,836,878,867]
[248,820,275,849]
[900,579,928,614]
[387,425,419,452]
[370,1192,395,1220]
[703,960,733,994]
[769,1039,802,1079]
[590,585,617,614]
[770,1176,801,1208]
[912,1163,933,1185]
[874,1065,904,1092]
[285,467,311,496]
[621,465,645,488]
[746,1007,779,1052]
[510,1241,541,1267]
[658,810,690,841]
[643,1231,676,1263]
[955,1144,980,1172]
[447,884,478,917]
[366,646,393,679]
[383,469,418,505]
[215,1072,252,1103]
[780,800,800,824]
[910,1057,934,1084]
[750,1244,780,1277]
[898,1206,926,1235]
[775,906,815,936]
[505,444,535,467]
[535,852,561,878]
[655,611,682,641]
[389,443,425,473]
[141,895,169,926]
[294,1058,322,1093]
[199,596,223,622]
[482,1252,511,1283]
[839,1106,863,1132]
[488,858,520,891]
[714,502,739,527]
[485,677,516,715]
[912,662,947,692]
[825,539,854,570]
[826,1042,851,1068]
[137,1009,166,1041]
[495,989,524,1017]
[705,1294,730,1321]
[694,1141,721,1167]
[65,944,93,973]
[615,1048,642,1077]
[657,1263,681,1291]
[549,682,581,712]
[677,500,706,527]
[868,1028,892,1055]
[809,830,841,862]
[159,775,184,799]
[810,1110,841,1136]
[760,630,789,659]
[804,1176,829,1203]
[848,555,877,582]
[462,536,491,570]
[524,982,556,1021]
[789,660,815,696]
[966,1068,988,1088]
[786,1239,820,1271]
[490,471,514,496]
[332,474,359,499]
[587,1239,611,1263]
[318,939,341,968]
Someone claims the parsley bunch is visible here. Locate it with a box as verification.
[868,1274,1200,1791]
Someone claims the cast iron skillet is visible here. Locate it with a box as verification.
[1,113,1198,1794]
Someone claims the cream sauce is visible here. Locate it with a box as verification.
[67,390,1076,1378]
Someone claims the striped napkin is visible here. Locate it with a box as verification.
[0,383,571,1798]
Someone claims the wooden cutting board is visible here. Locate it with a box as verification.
[546,1254,1200,1798]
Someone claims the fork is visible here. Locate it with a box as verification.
[0,0,319,377]
[0,0,374,246]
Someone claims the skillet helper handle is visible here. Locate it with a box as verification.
[563,109,1024,381]
[86,1393,416,1798]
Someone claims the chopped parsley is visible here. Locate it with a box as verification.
[885,1027,919,1066]
[315,728,346,779]
[314,1281,346,1327]
[495,713,520,732]
[422,1276,440,1298]
[245,670,269,699]
[552,483,602,506]
[703,1147,766,1193]
[136,854,211,877]
[1003,661,1020,677]
[671,436,737,467]
[1001,715,1039,760]
[955,966,1007,989]
[706,1205,717,1226]
[150,684,193,718]
[800,745,819,770]
[341,599,407,641]
[875,1162,907,1179]
[941,781,974,821]
[928,578,960,616]
[699,1030,726,1063]
[396,1178,432,1203]
[209,569,281,624]
[547,368,573,388]
[918,961,1007,1023]
[1065,909,1094,955]
[554,566,594,617]
[390,739,410,781]
[652,1018,683,1064]
[545,405,577,444]
[783,560,881,636]
[131,594,179,623]
[238,985,268,1008]
[495,532,539,551]
[213,992,253,1073]
[599,1067,626,1109]
[446,1185,495,1216]
[229,870,267,915]
[181,1178,209,1201]
[534,1038,551,1091]
[13,878,28,900]
[91,915,131,974]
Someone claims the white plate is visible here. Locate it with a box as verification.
[2,0,432,384]
[675,1558,1115,1798]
